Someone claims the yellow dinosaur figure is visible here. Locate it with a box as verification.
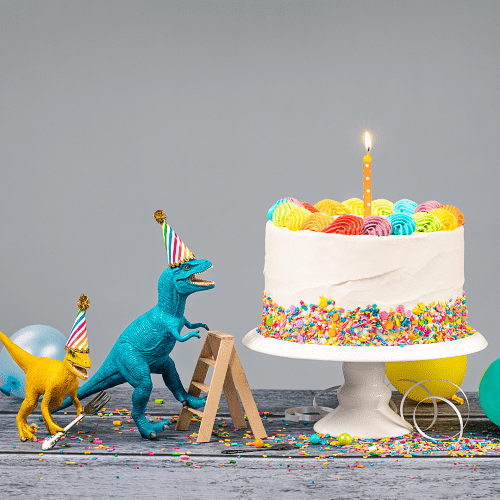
[0,295,92,441]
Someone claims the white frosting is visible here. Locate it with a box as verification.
[264,220,464,311]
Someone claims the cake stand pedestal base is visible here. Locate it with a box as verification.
[314,362,412,439]
[243,328,487,439]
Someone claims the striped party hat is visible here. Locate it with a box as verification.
[154,210,194,267]
[65,294,90,353]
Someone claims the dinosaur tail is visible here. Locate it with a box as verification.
[0,331,35,374]
[53,356,125,413]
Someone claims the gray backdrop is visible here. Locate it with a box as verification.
[1,0,499,393]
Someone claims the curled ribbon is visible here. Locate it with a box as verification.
[398,378,470,441]
[285,386,338,422]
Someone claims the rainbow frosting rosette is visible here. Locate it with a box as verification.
[371,199,394,216]
[341,198,364,215]
[267,197,464,237]
[361,216,392,236]
[387,213,416,235]
[393,198,418,215]
[412,212,441,233]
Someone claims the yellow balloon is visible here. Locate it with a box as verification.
[386,356,467,402]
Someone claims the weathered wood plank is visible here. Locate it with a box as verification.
[0,454,499,500]
[0,413,497,458]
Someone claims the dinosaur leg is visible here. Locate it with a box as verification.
[41,393,64,436]
[44,395,66,433]
[68,386,83,416]
[117,347,168,439]
[16,395,40,442]
[160,356,207,409]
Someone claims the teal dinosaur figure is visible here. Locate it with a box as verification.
[55,259,214,439]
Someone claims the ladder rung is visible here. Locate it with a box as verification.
[200,357,216,366]
[185,407,204,418]
[191,381,210,393]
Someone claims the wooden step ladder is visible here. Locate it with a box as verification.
[175,331,267,443]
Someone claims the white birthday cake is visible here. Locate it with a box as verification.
[257,197,475,347]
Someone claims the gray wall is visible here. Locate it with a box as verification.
[1,0,499,393]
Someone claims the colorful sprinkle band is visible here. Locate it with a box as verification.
[257,292,475,346]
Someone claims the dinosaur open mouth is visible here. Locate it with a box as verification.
[71,363,89,380]
[189,267,214,286]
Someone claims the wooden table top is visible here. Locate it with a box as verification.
[0,387,498,499]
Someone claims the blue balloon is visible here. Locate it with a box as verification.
[0,325,67,399]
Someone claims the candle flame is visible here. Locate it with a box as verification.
[365,132,372,151]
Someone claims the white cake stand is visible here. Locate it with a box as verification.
[243,329,487,439]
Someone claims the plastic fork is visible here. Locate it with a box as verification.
[42,391,110,450]
[221,443,296,454]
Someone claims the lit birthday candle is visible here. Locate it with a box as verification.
[363,132,372,216]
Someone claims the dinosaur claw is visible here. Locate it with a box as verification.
[183,393,207,410]
[163,424,168,431]
[137,420,169,439]
[204,324,209,331]
[20,437,27,442]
